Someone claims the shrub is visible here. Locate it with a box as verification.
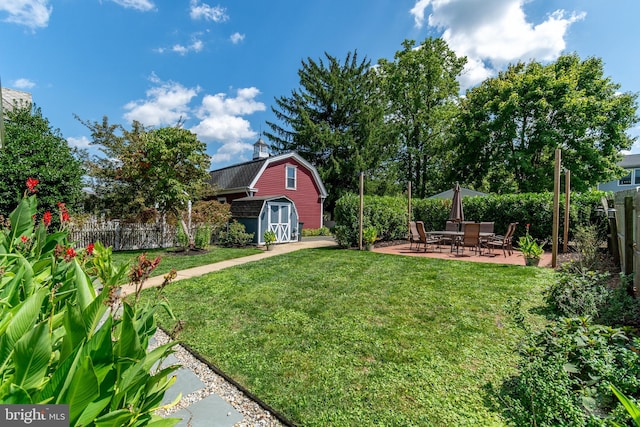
[176,224,189,248]
[194,224,212,249]
[218,220,254,247]
[0,182,180,426]
[545,269,611,319]
[505,317,640,426]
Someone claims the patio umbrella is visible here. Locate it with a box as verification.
[449,182,464,223]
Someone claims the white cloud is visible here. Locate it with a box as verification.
[189,0,228,22]
[409,0,585,89]
[230,32,245,44]
[169,37,204,55]
[13,78,35,89]
[67,135,91,149]
[110,0,155,12]
[123,75,199,126]
[123,78,265,164]
[0,0,52,29]
[191,87,266,163]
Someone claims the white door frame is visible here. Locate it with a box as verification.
[267,202,292,243]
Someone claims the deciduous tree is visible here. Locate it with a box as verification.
[81,116,211,248]
[452,54,638,193]
[377,38,466,198]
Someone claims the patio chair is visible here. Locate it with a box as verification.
[440,220,459,249]
[479,221,495,246]
[485,222,517,257]
[409,221,424,251]
[454,222,482,255]
[416,221,442,252]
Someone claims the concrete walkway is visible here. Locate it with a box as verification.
[138,237,337,427]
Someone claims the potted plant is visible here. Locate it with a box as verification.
[263,229,277,250]
[363,226,377,251]
[518,230,544,266]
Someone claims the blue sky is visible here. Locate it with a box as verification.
[1,0,639,170]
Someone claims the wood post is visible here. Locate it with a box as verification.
[552,149,561,268]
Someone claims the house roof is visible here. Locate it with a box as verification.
[231,195,294,218]
[618,154,640,168]
[209,151,328,198]
[428,187,487,199]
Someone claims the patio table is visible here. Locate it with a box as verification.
[427,230,495,253]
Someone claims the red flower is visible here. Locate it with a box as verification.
[20,235,28,243]
[87,243,95,255]
[26,178,39,193]
[43,211,52,227]
[64,247,77,261]
[62,211,70,222]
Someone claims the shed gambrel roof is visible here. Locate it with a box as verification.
[209,152,328,197]
[231,195,295,218]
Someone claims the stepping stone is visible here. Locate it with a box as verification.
[172,394,243,427]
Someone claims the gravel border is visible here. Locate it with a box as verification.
[152,328,289,427]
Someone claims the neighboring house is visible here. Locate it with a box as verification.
[597,154,640,192]
[209,138,328,244]
[1,87,32,112]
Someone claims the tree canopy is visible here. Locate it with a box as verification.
[80,116,211,224]
[452,54,638,193]
[0,105,84,217]
[377,38,467,198]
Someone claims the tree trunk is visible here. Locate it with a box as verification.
[179,217,195,249]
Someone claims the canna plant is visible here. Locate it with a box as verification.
[0,180,181,426]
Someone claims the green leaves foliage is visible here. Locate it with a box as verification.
[0,190,180,426]
[0,105,84,218]
[453,54,638,193]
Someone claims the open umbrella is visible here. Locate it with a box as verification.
[449,182,464,223]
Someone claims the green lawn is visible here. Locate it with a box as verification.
[110,246,262,281]
[149,248,556,426]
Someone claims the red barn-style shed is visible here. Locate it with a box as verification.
[209,139,328,233]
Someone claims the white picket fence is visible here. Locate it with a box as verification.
[69,221,189,251]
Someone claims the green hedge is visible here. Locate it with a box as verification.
[334,191,609,248]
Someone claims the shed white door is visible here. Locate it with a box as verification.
[268,203,291,242]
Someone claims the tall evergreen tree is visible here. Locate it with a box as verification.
[0,105,84,216]
[265,51,389,214]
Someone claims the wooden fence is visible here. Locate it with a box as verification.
[612,189,640,297]
[69,222,185,251]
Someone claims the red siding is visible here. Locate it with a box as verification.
[254,159,323,229]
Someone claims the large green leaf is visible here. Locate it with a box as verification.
[8,196,35,250]
[93,409,134,427]
[611,384,640,426]
[114,304,142,364]
[0,383,32,404]
[73,259,96,311]
[81,287,109,337]
[13,322,52,391]
[61,302,87,362]
[61,355,100,426]
[0,287,48,371]
[143,416,181,427]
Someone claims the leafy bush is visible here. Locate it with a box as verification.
[505,317,640,426]
[573,224,607,271]
[195,224,212,249]
[301,226,331,237]
[334,190,609,247]
[545,269,611,319]
[218,220,254,247]
[0,182,180,426]
[176,224,189,248]
[598,278,640,329]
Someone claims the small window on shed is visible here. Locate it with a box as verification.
[620,172,632,185]
[634,169,640,185]
[286,165,297,190]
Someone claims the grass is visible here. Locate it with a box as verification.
[110,246,262,281]
[148,247,556,426]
